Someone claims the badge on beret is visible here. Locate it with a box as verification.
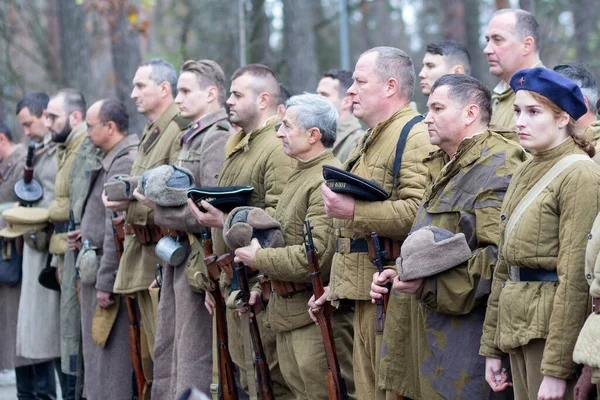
[322,165,388,202]
[187,186,254,213]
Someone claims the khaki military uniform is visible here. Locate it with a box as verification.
[151,108,233,399]
[333,115,364,163]
[380,129,528,399]
[78,134,138,400]
[480,139,600,399]
[0,144,28,370]
[251,150,355,399]
[16,138,61,361]
[582,120,600,164]
[113,103,185,366]
[212,115,295,399]
[328,105,435,399]
[490,61,544,141]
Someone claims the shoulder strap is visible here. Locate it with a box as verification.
[392,115,424,189]
[504,154,593,244]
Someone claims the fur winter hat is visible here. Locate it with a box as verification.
[223,206,284,250]
[139,165,194,207]
[396,226,471,281]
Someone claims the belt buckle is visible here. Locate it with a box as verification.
[337,238,351,254]
[508,265,520,282]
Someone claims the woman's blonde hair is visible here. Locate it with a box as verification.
[529,91,595,157]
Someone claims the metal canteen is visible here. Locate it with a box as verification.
[155,236,186,266]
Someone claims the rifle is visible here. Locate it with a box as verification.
[69,209,79,261]
[303,221,348,400]
[111,211,146,399]
[14,139,43,205]
[202,228,237,400]
[234,261,274,400]
[369,232,390,336]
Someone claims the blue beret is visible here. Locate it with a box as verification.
[510,68,587,120]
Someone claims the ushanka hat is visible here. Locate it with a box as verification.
[322,165,388,202]
[140,165,194,207]
[187,186,254,213]
[510,67,587,120]
[222,206,284,250]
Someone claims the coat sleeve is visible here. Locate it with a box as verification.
[96,153,136,293]
[352,129,432,240]
[263,144,294,216]
[479,255,509,359]
[542,166,600,379]
[254,186,335,283]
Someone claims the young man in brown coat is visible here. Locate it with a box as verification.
[134,59,233,398]
[68,99,138,400]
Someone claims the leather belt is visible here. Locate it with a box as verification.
[593,297,600,315]
[336,236,401,260]
[54,222,69,234]
[270,280,310,298]
[123,223,163,245]
[508,265,558,282]
[159,226,186,239]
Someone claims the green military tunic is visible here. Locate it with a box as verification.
[252,150,355,399]
[332,115,364,163]
[480,139,600,386]
[583,120,600,164]
[328,104,435,399]
[380,129,528,399]
[212,115,295,399]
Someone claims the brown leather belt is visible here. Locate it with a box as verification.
[271,280,310,298]
[123,223,163,245]
[594,297,600,315]
[159,226,187,239]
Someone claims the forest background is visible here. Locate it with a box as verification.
[0,0,597,136]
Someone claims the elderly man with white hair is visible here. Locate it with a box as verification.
[234,93,356,399]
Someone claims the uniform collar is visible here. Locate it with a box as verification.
[296,149,334,170]
[181,108,229,145]
[63,122,87,148]
[225,114,279,158]
[101,134,139,171]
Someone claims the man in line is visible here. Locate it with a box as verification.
[371,74,527,399]
[418,40,471,96]
[13,92,63,398]
[135,59,233,398]
[70,98,138,399]
[189,64,294,399]
[46,88,99,399]
[310,47,435,399]
[484,8,542,132]
[107,58,187,397]
[234,93,355,399]
[317,69,364,163]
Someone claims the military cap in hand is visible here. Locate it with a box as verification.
[223,206,284,250]
[187,186,254,213]
[0,207,49,238]
[323,164,388,202]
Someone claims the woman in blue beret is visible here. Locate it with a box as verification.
[479,67,600,400]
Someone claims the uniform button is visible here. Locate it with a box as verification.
[500,214,506,221]
[502,282,506,288]
[589,233,593,240]
[587,274,592,279]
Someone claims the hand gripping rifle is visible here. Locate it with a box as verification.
[14,139,43,205]
[369,232,390,336]
[303,220,348,400]
[202,228,238,400]
[234,260,274,400]
[111,211,146,399]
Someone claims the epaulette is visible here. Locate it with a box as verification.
[115,144,137,161]
[173,113,190,130]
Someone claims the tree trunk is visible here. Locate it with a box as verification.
[570,0,595,64]
[56,0,93,101]
[463,0,490,85]
[283,0,318,94]
[103,1,145,135]
[494,0,510,9]
[248,0,271,65]
[442,0,466,43]
[519,0,535,13]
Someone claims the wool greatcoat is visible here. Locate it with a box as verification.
[327,104,435,399]
[480,139,600,398]
[151,108,233,399]
[252,150,356,399]
[112,102,186,363]
[380,129,528,399]
[212,115,295,399]
[79,134,138,400]
[16,137,61,361]
[0,144,27,370]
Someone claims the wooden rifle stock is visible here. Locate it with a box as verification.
[304,221,348,400]
[234,263,274,400]
[202,228,237,400]
[111,212,145,398]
